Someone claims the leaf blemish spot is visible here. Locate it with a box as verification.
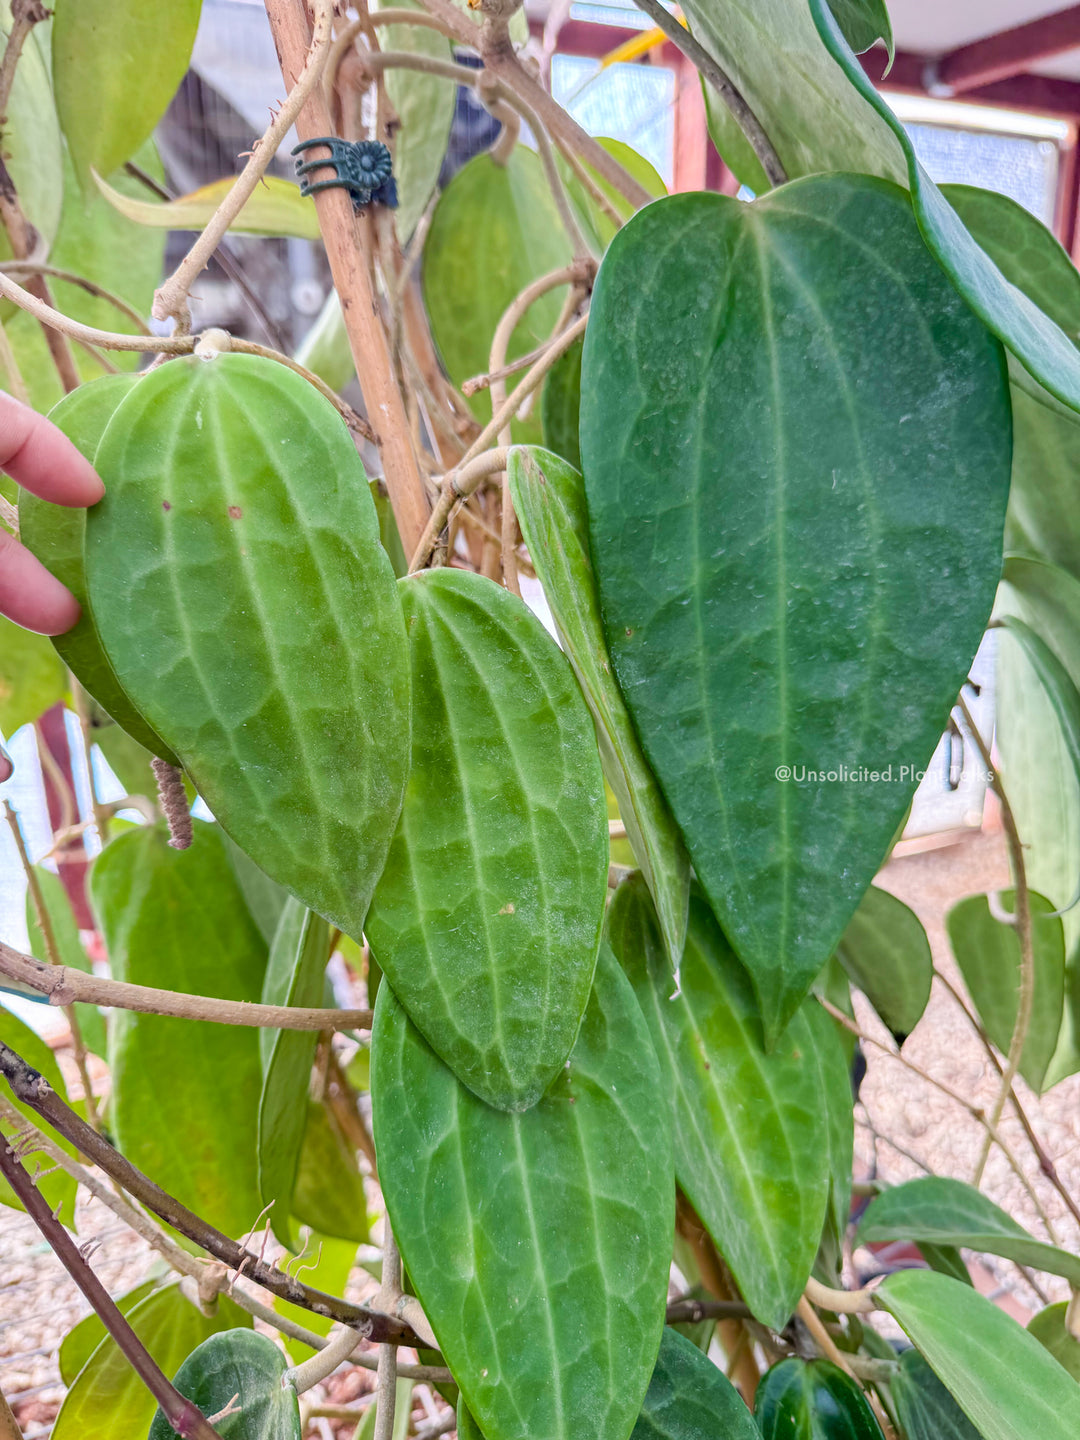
[228,505,243,519]
[162,501,171,511]
[499,903,515,915]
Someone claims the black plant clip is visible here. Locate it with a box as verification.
[292,137,398,212]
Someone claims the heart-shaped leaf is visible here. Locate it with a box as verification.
[90,820,268,1237]
[891,1349,984,1440]
[367,566,607,1110]
[877,1269,1080,1440]
[508,446,689,968]
[84,353,411,940]
[755,1359,884,1439]
[607,875,850,1329]
[580,175,1012,1041]
[148,1329,301,1440]
[631,1327,758,1439]
[946,890,1065,1094]
[836,886,932,1041]
[372,943,674,1440]
[857,1176,1080,1287]
[258,899,331,1246]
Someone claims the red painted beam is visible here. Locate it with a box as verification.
[934,5,1080,96]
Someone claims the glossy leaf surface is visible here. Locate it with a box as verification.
[378,0,456,240]
[372,944,674,1440]
[755,1359,884,1440]
[1028,1303,1080,1382]
[90,821,267,1237]
[508,447,689,968]
[258,899,330,1247]
[891,1348,984,1440]
[946,890,1065,1093]
[93,171,321,239]
[631,1327,758,1440]
[148,1330,301,1440]
[25,866,107,1058]
[877,1269,1080,1440]
[608,876,849,1329]
[52,0,201,184]
[367,567,608,1110]
[53,1285,249,1440]
[423,149,573,426]
[581,176,1011,1041]
[0,1006,77,1225]
[836,885,932,1040]
[85,353,411,940]
[857,1176,1080,1286]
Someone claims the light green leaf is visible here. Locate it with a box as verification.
[509,448,689,968]
[58,1279,161,1386]
[755,1358,884,1439]
[377,0,455,241]
[25,865,107,1058]
[858,1176,1080,1287]
[877,1269,1080,1440]
[539,337,582,470]
[89,708,158,800]
[631,1328,759,1439]
[891,1348,986,1440]
[1028,1303,1080,1382]
[19,374,177,761]
[0,616,65,734]
[85,353,411,941]
[580,177,1012,1042]
[53,1284,250,1440]
[93,171,321,240]
[422,149,574,428]
[372,944,674,1440]
[258,899,330,1248]
[367,566,608,1111]
[224,837,290,949]
[0,0,62,259]
[294,293,355,395]
[608,875,850,1330]
[0,1005,77,1225]
[562,137,666,257]
[809,0,1080,415]
[836,885,932,1040]
[457,1399,484,1440]
[290,1101,369,1244]
[149,1329,301,1440]
[946,890,1065,1094]
[90,821,268,1237]
[52,0,201,185]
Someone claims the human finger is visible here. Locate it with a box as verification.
[0,526,81,634]
[0,391,104,507]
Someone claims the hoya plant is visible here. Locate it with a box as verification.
[3,0,1080,1436]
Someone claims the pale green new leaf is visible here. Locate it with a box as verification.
[0,1006,77,1225]
[631,1328,759,1440]
[53,1285,250,1440]
[148,1330,301,1440]
[891,1349,984,1440]
[90,821,267,1237]
[372,945,674,1440]
[0,617,65,735]
[858,1177,1080,1287]
[377,0,456,241]
[508,446,689,968]
[561,137,666,257]
[258,898,330,1248]
[85,353,411,940]
[52,0,201,185]
[608,876,849,1329]
[877,1269,1080,1440]
[25,866,107,1058]
[294,293,355,395]
[366,567,608,1111]
[946,891,1065,1094]
[580,176,1011,1041]
[1029,1304,1080,1382]
[93,171,321,240]
[836,885,932,1040]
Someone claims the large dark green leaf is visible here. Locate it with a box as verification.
[0,1005,77,1225]
[891,1348,985,1440]
[367,566,607,1110]
[809,0,1080,415]
[422,149,574,427]
[149,1329,301,1440]
[52,0,201,185]
[631,1327,758,1439]
[53,1285,250,1440]
[508,447,689,968]
[755,1359,884,1439]
[19,375,176,760]
[25,865,107,1057]
[378,0,456,241]
[90,820,267,1236]
[372,943,674,1440]
[877,1269,1080,1440]
[857,1176,1080,1286]
[258,899,330,1247]
[608,876,850,1329]
[1028,1303,1080,1382]
[836,886,932,1040]
[85,353,411,941]
[946,891,1065,1094]
[580,175,1011,1042]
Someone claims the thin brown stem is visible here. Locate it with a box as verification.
[408,447,511,572]
[0,261,152,333]
[0,0,47,124]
